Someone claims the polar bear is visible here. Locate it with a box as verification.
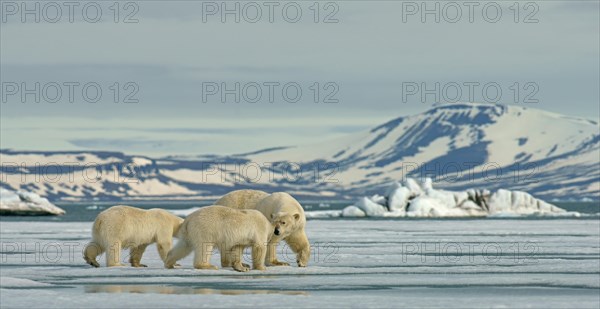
[164,206,274,272]
[215,190,310,267]
[83,205,184,267]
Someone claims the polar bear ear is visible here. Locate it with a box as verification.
[271,213,276,220]
[293,213,300,221]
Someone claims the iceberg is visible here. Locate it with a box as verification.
[487,189,566,215]
[341,178,571,218]
[386,182,411,212]
[0,188,65,216]
[354,196,387,216]
[341,206,365,217]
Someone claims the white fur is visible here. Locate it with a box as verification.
[83,205,183,267]
[214,189,269,209]
[215,190,311,267]
[165,205,274,272]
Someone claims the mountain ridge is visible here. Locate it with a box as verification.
[1,103,598,201]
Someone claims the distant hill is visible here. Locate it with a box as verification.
[1,103,598,201]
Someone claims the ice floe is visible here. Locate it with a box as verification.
[0,188,65,216]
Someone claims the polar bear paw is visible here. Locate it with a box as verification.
[195,264,218,270]
[233,264,250,272]
[131,263,148,268]
[269,260,290,266]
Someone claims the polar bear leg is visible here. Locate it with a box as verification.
[129,244,148,267]
[231,245,250,272]
[156,237,173,263]
[285,231,310,267]
[165,240,192,268]
[106,241,125,267]
[220,244,233,267]
[266,238,290,266]
[220,248,231,267]
[252,243,267,271]
[221,245,250,269]
[193,243,218,270]
[83,242,103,268]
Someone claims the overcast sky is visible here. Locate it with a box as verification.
[1,1,598,155]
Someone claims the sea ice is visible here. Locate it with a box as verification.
[0,219,598,308]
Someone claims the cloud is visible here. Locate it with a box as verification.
[68,138,211,153]
[1,0,597,155]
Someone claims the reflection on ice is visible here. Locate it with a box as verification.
[84,284,308,296]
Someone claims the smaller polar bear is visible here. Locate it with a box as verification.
[164,205,275,272]
[83,205,184,267]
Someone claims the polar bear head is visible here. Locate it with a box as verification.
[271,212,301,237]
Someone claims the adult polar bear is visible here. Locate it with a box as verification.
[165,206,274,272]
[215,190,310,267]
[84,205,183,267]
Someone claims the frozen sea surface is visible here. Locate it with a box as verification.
[1,219,599,308]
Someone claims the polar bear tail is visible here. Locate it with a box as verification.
[165,240,192,268]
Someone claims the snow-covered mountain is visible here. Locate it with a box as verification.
[1,103,598,201]
[248,103,599,199]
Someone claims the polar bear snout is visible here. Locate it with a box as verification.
[271,212,296,237]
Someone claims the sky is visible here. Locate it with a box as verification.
[1,0,599,156]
